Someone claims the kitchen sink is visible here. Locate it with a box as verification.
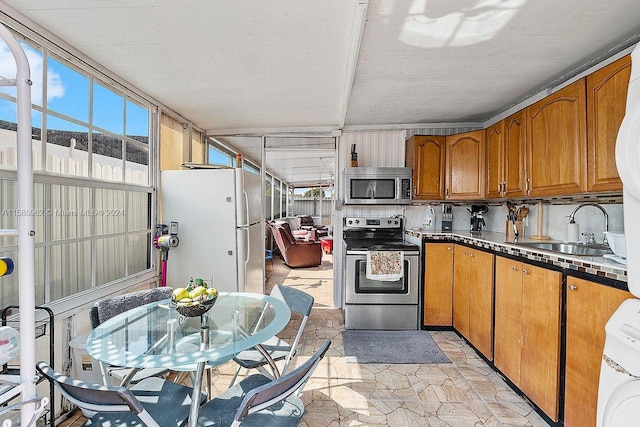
[511,241,612,256]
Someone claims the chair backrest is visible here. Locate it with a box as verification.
[270,284,314,374]
[90,287,173,328]
[35,361,146,416]
[235,339,331,424]
[270,221,295,250]
[271,284,314,317]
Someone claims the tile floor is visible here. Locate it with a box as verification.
[60,253,550,426]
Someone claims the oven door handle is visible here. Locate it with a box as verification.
[346,250,419,256]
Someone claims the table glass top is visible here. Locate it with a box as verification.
[86,292,291,369]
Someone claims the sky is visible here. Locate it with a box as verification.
[0,39,149,137]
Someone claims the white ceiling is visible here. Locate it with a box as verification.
[3,0,640,186]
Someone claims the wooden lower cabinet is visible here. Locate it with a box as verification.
[494,256,562,421]
[564,277,631,427]
[423,243,454,326]
[453,245,494,360]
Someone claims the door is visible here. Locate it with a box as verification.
[587,54,630,192]
[236,168,263,226]
[526,79,587,196]
[406,135,446,199]
[564,277,631,427]
[468,248,494,360]
[423,243,453,326]
[485,121,504,199]
[503,110,527,197]
[161,169,239,292]
[494,256,523,386]
[452,245,470,338]
[237,222,264,294]
[445,130,486,199]
[520,264,562,421]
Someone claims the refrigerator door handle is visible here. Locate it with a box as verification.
[243,226,250,264]
[243,188,250,227]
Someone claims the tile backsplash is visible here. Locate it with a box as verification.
[404,202,624,243]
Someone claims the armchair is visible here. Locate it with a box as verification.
[270,221,322,268]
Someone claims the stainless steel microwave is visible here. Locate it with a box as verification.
[344,167,413,205]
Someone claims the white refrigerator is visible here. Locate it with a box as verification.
[160,168,264,294]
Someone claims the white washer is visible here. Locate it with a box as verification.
[597,41,640,427]
[597,299,640,426]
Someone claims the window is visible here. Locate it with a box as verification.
[0,27,155,310]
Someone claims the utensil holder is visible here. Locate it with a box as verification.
[506,220,524,239]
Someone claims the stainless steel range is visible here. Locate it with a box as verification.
[343,217,420,330]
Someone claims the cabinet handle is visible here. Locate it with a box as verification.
[523,269,530,275]
[512,265,519,271]
[470,253,475,257]
[569,285,577,291]
[464,251,469,255]
[447,246,451,250]
[525,178,530,195]
[445,188,449,197]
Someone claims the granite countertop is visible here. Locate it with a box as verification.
[405,228,627,283]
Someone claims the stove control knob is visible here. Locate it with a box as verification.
[347,220,352,225]
[355,219,360,224]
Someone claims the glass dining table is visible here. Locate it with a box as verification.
[85,291,291,427]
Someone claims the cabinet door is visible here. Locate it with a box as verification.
[526,79,587,196]
[586,55,630,192]
[564,277,631,427]
[503,110,527,197]
[468,248,494,360]
[423,243,453,326]
[406,135,446,199]
[494,256,523,386]
[485,121,504,199]
[452,245,470,338]
[520,265,562,421]
[445,130,486,199]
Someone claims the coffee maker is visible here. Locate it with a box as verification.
[469,205,489,233]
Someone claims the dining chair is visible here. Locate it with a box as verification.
[89,287,173,386]
[229,285,314,386]
[198,339,330,427]
[265,249,274,270]
[36,361,203,427]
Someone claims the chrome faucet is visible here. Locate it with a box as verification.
[568,203,609,245]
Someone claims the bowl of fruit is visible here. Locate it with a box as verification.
[170,278,219,317]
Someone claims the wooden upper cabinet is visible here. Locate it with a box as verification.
[586,55,630,192]
[503,110,527,197]
[406,135,446,200]
[445,130,486,199]
[485,121,504,199]
[526,79,587,196]
[485,112,527,199]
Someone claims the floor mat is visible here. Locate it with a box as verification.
[342,329,451,364]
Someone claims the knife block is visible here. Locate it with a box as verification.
[506,220,524,239]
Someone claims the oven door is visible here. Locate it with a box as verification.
[345,251,419,304]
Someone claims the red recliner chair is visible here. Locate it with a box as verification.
[270,221,322,268]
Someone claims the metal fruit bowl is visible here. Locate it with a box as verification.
[171,294,217,317]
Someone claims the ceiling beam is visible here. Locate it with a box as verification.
[338,0,368,129]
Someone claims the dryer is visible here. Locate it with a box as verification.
[597,41,640,426]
